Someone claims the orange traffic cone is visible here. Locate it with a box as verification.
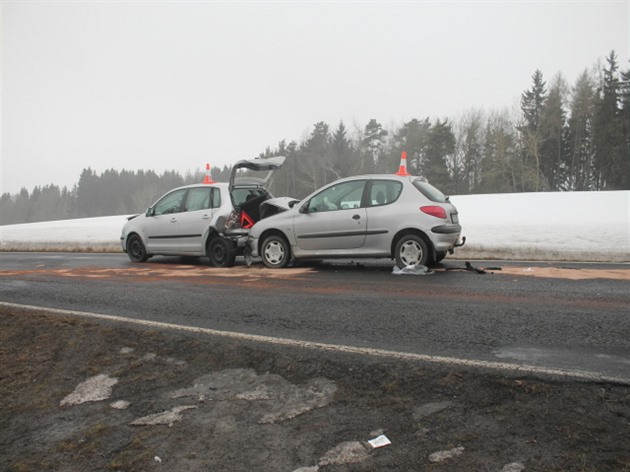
[202,163,215,184]
[395,151,411,176]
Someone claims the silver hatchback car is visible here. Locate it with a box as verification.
[248,174,464,268]
[120,156,286,267]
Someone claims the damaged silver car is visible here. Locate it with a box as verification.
[120,156,293,267]
[248,173,464,269]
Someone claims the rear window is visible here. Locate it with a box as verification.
[232,188,267,207]
[412,179,449,203]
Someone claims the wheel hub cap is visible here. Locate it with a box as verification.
[265,242,284,264]
[400,241,422,265]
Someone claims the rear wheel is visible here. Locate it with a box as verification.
[207,236,236,268]
[127,234,149,263]
[395,234,429,268]
[261,234,290,268]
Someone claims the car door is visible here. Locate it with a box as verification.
[145,188,187,253]
[364,179,404,250]
[177,187,219,253]
[293,179,367,251]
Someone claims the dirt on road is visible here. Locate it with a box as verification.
[1,305,629,472]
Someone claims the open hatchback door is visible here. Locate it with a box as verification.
[227,155,296,230]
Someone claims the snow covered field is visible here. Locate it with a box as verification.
[1,191,628,263]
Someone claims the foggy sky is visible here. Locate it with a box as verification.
[2,1,628,195]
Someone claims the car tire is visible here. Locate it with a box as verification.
[261,234,290,269]
[395,234,429,268]
[127,234,149,263]
[207,236,236,268]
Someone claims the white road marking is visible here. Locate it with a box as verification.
[3,301,629,385]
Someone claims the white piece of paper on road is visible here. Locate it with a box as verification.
[368,434,392,448]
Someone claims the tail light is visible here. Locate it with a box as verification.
[420,206,447,219]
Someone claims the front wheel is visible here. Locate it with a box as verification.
[127,234,149,263]
[395,234,430,268]
[207,236,236,268]
[261,234,290,268]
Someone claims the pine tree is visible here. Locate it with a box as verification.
[330,121,355,179]
[361,119,388,172]
[425,119,455,191]
[539,73,569,190]
[593,51,628,189]
[567,71,596,190]
[519,70,547,190]
[480,110,519,193]
[454,109,485,193]
[296,122,331,194]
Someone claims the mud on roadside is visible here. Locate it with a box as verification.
[1,306,629,472]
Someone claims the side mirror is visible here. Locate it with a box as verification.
[298,202,309,214]
[145,207,154,217]
[288,200,299,208]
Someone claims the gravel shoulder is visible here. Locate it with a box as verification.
[1,305,629,472]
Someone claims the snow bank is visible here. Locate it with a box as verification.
[0,215,130,253]
[451,190,629,262]
[1,191,628,262]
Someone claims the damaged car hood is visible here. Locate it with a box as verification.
[260,197,299,212]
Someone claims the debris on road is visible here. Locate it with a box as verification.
[501,462,526,472]
[60,374,118,407]
[392,263,434,275]
[130,405,198,427]
[368,434,392,448]
[412,401,454,420]
[428,446,465,463]
[110,400,130,410]
[318,441,371,466]
[169,368,337,424]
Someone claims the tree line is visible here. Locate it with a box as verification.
[2,51,628,225]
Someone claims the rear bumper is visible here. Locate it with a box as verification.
[223,229,250,248]
[430,225,464,254]
[431,224,462,234]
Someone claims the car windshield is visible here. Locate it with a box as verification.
[412,179,449,203]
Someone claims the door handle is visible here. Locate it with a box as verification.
[352,214,361,220]
[170,218,177,223]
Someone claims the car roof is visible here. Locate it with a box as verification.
[165,173,426,194]
[176,182,230,191]
[332,174,428,183]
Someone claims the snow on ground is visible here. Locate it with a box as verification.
[0,191,628,262]
[451,190,629,262]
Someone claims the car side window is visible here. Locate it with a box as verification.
[368,180,403,207]
[185,188,212,212]
[211,188,222,208]
[306,180,366,212]
[154,189,186,216]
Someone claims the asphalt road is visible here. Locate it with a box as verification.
[1,252,629,383]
